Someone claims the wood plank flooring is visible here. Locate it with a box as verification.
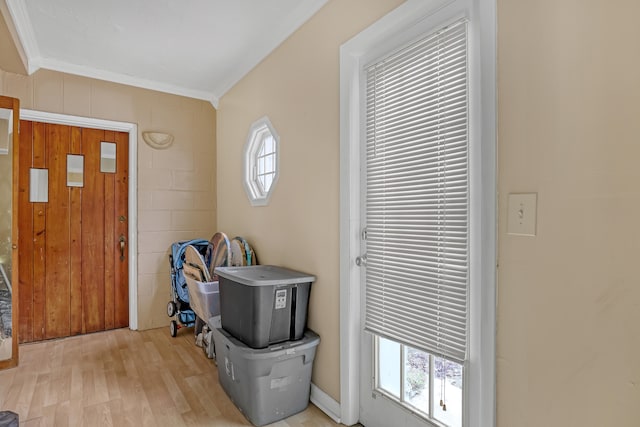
[0,327,341,426]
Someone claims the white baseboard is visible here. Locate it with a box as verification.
[310,383,342,424]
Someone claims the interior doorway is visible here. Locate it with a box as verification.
[18,121,129,342]
[339,1,497,426]
[16,110,139,342]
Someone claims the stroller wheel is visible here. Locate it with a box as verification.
[167,301,177,317]
[170,320,178,337]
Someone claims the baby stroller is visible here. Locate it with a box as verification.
[168,238,210,337]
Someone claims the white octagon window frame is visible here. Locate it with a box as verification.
[243,116,280,206]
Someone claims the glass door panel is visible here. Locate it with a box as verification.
[0,95,19,370]
[374,335,463,427]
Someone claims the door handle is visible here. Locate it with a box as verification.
[355,254,367,267]
[119,235,126,261]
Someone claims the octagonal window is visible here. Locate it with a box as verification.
[244,117,279,206]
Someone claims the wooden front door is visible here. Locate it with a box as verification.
[18,121,129,343]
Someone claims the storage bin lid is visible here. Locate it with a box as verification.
[215,265,315,287]
[214,327,320,359]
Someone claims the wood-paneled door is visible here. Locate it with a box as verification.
[18,121,129,343]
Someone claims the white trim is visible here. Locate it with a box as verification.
[338,35,362,426]
[5,0,41,74]
[465,0,497,425]
[339,0,496,425]
[310,383,341,424]
[4,1,330,108]
[243,116,280,207]
[340,2,452,423]
[36,58,220,108]
[4,0,219,107]
[20,109,139,330]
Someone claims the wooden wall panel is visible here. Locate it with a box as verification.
[44,124,71,339]
[17,120,34,343]
[81,128,105,333]
[69,127,83,336]
[103,131,116,330]
[114,131,129,328]
[31,122,46,342]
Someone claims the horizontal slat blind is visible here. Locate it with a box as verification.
[364,21,469,364]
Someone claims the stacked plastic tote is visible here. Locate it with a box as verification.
[169,232,258,359]
[213,265,320,427]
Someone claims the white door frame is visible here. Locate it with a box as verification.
[339,0,496,425]
[20,109,138,330]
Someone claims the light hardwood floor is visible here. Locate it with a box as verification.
[0,327,341,427]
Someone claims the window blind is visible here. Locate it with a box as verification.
[364,21,469,364]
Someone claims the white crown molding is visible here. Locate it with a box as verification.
[5,0,41,74]
[20,108,136,133]
[3,0,324,109]
[3,0,219,105]
[209,95,219,109]
[214,0,327,100]
[39,57,217,103]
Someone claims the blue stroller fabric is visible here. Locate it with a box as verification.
[171,239,210,304]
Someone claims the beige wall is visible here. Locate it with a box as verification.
[217,0,403,401]
[0,68,217,331]
[3,0,638,423]
[220,0,640,422]
[498,1,640,426]
[0,4,26,75]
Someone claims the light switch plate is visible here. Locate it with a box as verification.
[507,193,537,236]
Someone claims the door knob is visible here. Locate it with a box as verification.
[355,254,367,267]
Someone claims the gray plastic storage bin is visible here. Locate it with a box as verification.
[215,265,315,348]
[212,327,320,426]
[184,276,220,322]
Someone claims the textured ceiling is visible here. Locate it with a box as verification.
[1,0,327,106]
